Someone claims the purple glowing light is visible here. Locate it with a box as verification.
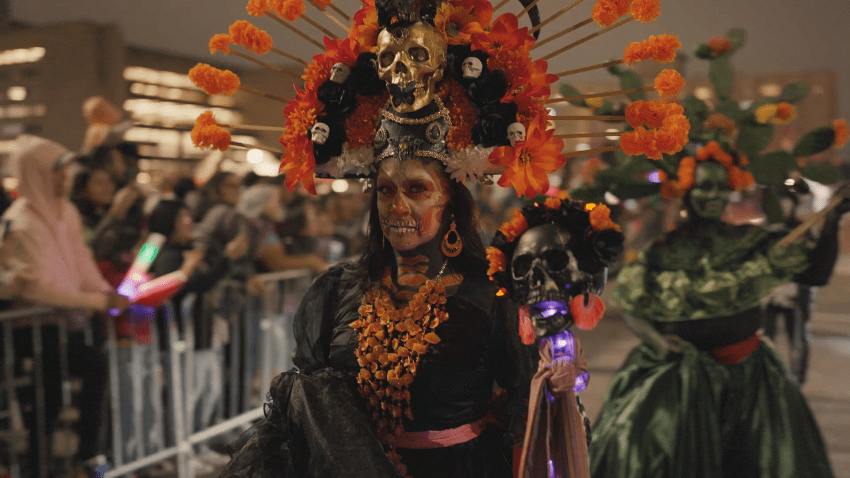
[647,170,662,183]
[546,330,588,393]
[535,300,568,318]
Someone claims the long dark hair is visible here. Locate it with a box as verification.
[359,165,487,282]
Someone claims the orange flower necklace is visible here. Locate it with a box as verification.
[351,260,451,441]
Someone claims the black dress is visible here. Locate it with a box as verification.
[220,262,535,478]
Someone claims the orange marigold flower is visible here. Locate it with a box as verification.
[707,37,733,56]
[727,166,754,191]
[592,0,631,27]
[650,34,680,62]
[677,156,697,190]
[434,3,484,45]
[556,189,571,200]
[209,34,233,54]
[345,91,388,149]
[349,7,379,52]
[623,41,649,67]
[191,121,231,152]
[490,114,566,198]
[229,20,274,55]
[630,0,661,22]
[626,99,676,129]
[246,0,269,16]
[620,127,662,159]
[188,63,241,96]
[623,34,680,66]
[499,209,528,243]
[544,197,562,210]
[774,102,796,124]
[654,69,684,97]
[486,247,506,278]
[271,0,305,21]
[438,79,477,150]
[589,204,622,232]
[834,119,849,148]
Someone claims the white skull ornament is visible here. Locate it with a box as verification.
[461,57,483,79]
[329,62,350,84]
[310,122,330,145]
[376,22,447,113]
[507,122,526,147]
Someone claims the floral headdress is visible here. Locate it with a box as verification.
[486,193,625,301]
[186,0,688,198]
[565,28,847,212]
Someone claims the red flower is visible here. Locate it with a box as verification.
[454,0,493,28]
[349,5,379,52]
[490,114,566,198]
[279,135,316,194]
[471,13,534,54]
[434,4,484,45]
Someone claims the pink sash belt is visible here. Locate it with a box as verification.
[386,418,485,449]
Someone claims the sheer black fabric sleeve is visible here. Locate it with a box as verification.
[292,263,361,374]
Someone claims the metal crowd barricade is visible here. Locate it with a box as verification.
[0,306,78,478]
[0,267,317,478]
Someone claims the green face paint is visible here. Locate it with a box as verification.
[687,161,731,220]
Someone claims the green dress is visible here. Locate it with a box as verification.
[589,224,835,478]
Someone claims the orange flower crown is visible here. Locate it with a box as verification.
[188,0,681,198]
[658,140,754,199]
[487,196,624,299]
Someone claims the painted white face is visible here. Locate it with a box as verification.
[461,57,483,79]
[508,122,526,147]
[329,62,350,84]
[311,122,330,145]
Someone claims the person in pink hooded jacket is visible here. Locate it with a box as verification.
[1,135,129,475]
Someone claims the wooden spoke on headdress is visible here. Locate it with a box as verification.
[239,86,290,104]
[542,16,635,61]
[307,0,350,32]
[493,0,513,13]
[330,4,351,21]
[266,12,325,49]
[299,12,339,39]
[562,145,621,159]
[529,0,585,34]
[516,0,541,19]
[218,123,286,132]
[230,141,284,155]
[556,131,624,139]
[228,49,302,80]
[555,59,624,77]
[544,85,654,104]
[532,17,594,50]
[271,47,310,66]
[778,193,845,248]
[550,115,626,121]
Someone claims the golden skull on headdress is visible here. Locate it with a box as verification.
[376,22,447,113]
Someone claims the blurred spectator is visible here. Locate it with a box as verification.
[186,171,241,223]
[0,135,129,475]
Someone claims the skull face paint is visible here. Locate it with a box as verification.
[461,57,482,79]
[376,157,450,252]
[687,161,731,220]
[511,223,591,337]
[507,122,526,147]
[310,122,330,145]
[329,62,351,84]
[376,22,447,113]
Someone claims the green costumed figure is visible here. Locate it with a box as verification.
[589,140,849,478]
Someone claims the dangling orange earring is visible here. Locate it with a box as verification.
[569,293,605,330]
[441,218,463,257]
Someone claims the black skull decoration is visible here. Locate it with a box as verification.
[488,199,625,338]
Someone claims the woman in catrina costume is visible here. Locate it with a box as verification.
[589,141,849,478]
